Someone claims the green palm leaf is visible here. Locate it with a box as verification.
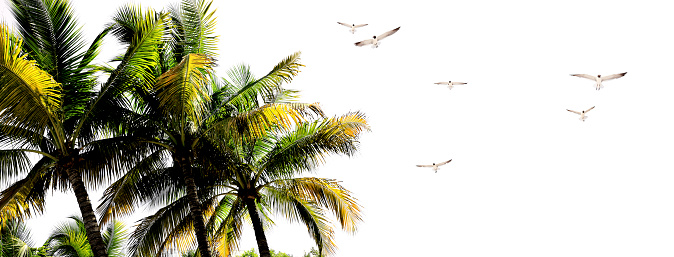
[258,111,368,179]
[107,5,167,91]
[101,220,128,257]
[47,216,93,257]
[0,219,37,257]
[168,0,218,59]
[225,52,303,110]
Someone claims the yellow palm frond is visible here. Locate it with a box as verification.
[0,177,45,221]
[272,177,361,234]
[214,102,323,143]
[323,111,369,140]
[155,53,215,129]
[0,23,61,133]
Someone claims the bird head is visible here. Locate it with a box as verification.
[373,35,376,39]
[597,74,601,78]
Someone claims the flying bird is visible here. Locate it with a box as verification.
[355,27,400,48]
[567,106,595,122]
[570,72,627,90]
[337,22,368,34]
[416,159,452,173]
[434,81,467,90]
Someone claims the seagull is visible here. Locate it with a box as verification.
[570,72,627,90]
[567,106,595,122]
[434,81,467,90]
[337,22,368,34]
[416,159,452,173]
[355,27,400,48]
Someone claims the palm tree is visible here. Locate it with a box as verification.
[95,0,323,254]
[97,52,326,257]
[46,216,128,257]
[0,0,168,256]
[211,111,368,257]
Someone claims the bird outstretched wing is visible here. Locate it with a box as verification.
[355,39,374,46]
[601,72,627,81]
[378,27,401,40]
[416,164,433,168]
[354,23,368,28]
[584,106,595,112]
[567,109,581,115]
[570,74,596,80]
[437,159,452,166]
[337,22,351,27]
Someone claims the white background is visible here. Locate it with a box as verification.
[2,0,674,256]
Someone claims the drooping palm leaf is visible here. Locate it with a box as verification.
[263,185,335,255]
[106,4,167,92]
[0,23,61,139]
[155,53,215,130]
[0,150,31,184]
[129,197,195,257]
[97,150,171,225]
[270,178,361,234]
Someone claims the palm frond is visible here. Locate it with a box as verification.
[10,0,103,124]
[212,102,322,143]
[78,136,159,190]
[154,53,215,129]
[0,23,62,136]
[263,185,336,255]
[107,4,167,91]
[102,220,129,257]
[46,216,92,257]
[9,0,86,82]
[206,195,243,257]
[225,52,303,110]
[270,178,361,234]
[259,111,368,179]
[0,219,36,257]
[0,159,51,220]
[169,0,218,59]
[0,150,31,184]
[129,197,195,257]
[79,25,113,70]
[96,149,171,225]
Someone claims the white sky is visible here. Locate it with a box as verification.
[2,0,674,256]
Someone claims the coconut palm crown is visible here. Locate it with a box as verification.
[0,0,170,256]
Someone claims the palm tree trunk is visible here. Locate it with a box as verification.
[182,164,212,257]
[66,169,108,257]
[244,197,271,257]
